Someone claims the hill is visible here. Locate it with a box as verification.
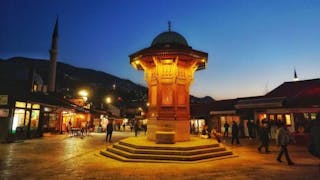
[0,57,214,109]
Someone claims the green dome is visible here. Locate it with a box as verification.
[151,31,189,47]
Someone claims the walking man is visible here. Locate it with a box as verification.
[106,120,113,143]
[258,122,271,153]
[134,120,139,137]
[224,121,230,137]
[231,121,240,144]
[277,123,294,165]
[308,113,320,158]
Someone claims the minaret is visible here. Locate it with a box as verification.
[48,17,59,93]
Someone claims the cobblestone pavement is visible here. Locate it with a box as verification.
[0,132,319,180]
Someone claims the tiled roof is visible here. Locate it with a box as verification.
[266,78,320,98]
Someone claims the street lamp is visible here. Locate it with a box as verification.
[106,96,112,104]
[78,89,88,102]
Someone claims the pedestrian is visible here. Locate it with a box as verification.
[307,113,320,158]
[143,124,147,135]
[239,122,245,138]
[258,121,271,153]
[106,120,113,143]
[231,121,240,144]
[85,121,90,136]
[67,121,72,136]
[122,123,126,132]
[247,120,254,139]
[200,125,209,139]
[134,120,139,137]
[224,121,230,137]
[211,127,222,143]
[276,122,294,165]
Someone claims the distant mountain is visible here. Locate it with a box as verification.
[0,57,214,108]
[190,95,215,104]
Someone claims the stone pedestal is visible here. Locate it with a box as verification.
[147,118,190,142]
[155,131,175,144]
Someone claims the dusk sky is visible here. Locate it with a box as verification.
[1,0,320,100]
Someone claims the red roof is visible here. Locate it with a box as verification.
[266,78,320,98]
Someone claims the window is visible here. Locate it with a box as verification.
[285,114,291,126]
[30,110,40,130]
[33,84,38,92]
[32,104,40,109]
[12,109,25,132]
[277,114,283,120]
[269,115,275,120]
[15,101,26,108]
[25,110,30,127]
[161,85,173,105]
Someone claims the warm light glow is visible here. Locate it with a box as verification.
[285,114,291,125]
[32,104,40,109]
[135,60,140,65]
[162,59,173,64]
[106,97,112,104]
[15,101,26,108]
[78,90,88,97]
[44,107,51,112]
[146,102,150,106]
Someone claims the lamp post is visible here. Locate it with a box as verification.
[106,96,112,104]
[78,89,88,103]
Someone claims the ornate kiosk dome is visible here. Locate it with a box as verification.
[151,31,189,47]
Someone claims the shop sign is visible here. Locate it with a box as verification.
[0,95,8,105]
[0,108,9,117]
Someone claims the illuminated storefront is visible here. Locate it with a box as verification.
[6,100,41,139]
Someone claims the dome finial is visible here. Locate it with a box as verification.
[168,21,171,32]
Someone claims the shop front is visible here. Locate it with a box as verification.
[190,118,206,135]
[11,101,41,138]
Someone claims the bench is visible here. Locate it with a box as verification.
[155,131,175,144]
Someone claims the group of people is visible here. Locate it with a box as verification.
[104,114,320,166]
[105,120,148,143]
[66,121,90,137]
[223,121,240,144]
[219,116,320,166]
[256,120,295,165]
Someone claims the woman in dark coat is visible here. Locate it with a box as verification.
[106,121,113,143]
[231,121,240,144]
[258,122,270,153]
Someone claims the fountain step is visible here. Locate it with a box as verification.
[106,146,233,161]
[113,143,226,155]
[100,137,237,163]
[100,150,237,163]
[119,140,219,151]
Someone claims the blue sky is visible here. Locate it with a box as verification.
[1,0,320,100]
